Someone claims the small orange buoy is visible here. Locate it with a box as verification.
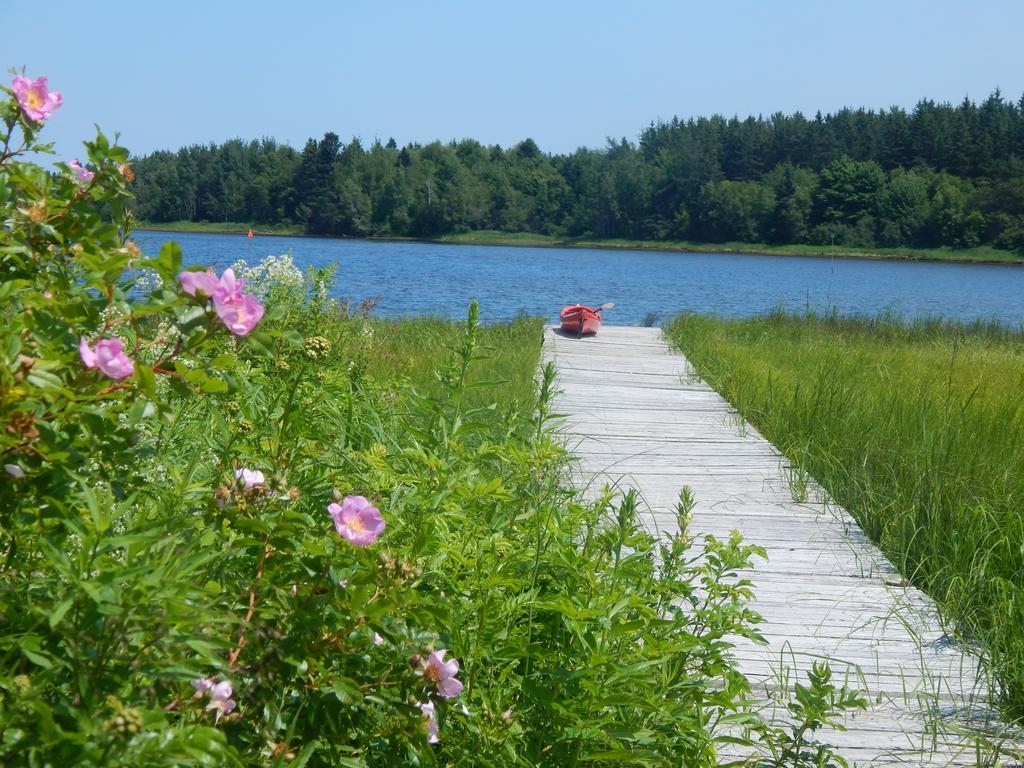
[247,229,254,238]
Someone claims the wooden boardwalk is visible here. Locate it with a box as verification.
[543,326,1017,767]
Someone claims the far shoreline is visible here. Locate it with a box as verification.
[134,222,1024,266]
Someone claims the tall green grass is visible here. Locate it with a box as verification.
[666,311,1024,716]
[363,315,542,412]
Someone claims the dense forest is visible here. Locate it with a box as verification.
[130,91,1024,251]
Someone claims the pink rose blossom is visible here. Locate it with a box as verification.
[180,268,220,298]
[234,467,265,490]
[68,160,94,184]
[179,266,244,304]
[215,268,244,301]
[419,700,440,744]
[215,292,264,336]
[327,495,386,547]
[12,75,63,122]
[179,267,265,336]
[79,336,134,380]
[422,650,463,698]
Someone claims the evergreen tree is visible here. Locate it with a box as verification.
[127,89,1023,251]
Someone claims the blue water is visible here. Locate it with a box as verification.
[135,230,1024,327]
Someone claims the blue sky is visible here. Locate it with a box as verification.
[8,0,1024,160]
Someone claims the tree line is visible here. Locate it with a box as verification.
[130,90,1024,251]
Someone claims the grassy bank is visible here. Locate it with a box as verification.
[437,230,1024,264]
[666,312,1024,715]
[137,220,306,236]
[136,222,1024,264]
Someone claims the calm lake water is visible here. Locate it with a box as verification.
[136,230,1024,327]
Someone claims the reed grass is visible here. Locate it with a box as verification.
[363,314,543,415]
[666,311,1024,716]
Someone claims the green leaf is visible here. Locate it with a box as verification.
[48,598,74,628]
[243,331,276,357]
[135,362,157,397]
[209,354,236,369]
[0,279,29,301]
[21,646,54,669]
[26,369,64,392]
[263,304,286,322]
[177,305,208,332]
[3,334,22,365]
[156,241,183,278]
[287,740,320,768]
[199,376,229,394]
[329,678,364,704]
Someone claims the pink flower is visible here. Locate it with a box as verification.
[12,75,63,122]
[215,292,264,336]
[421,650,463,698]
[327,495,386,547]
[79,336,134,380]
[180,268,220,299]
[215,268,244,301]
[234,467,265,490]
[206,680,236,717]
[418,700,440,744]
[191,678,237,720]
[68,160,94,184]
[191,677,236,718]
[179,267,265,336]
[338,578,349,588]
[373,632,385,646]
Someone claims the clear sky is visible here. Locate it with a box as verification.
[7,0,1024,161]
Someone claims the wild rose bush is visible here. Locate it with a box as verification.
[0,75,865,767]
[0,75,462,766]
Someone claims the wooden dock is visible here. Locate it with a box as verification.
[543,326,1016,767]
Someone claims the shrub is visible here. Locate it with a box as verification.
[0,74,862,766]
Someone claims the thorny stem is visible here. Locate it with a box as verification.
[229,538,273,668]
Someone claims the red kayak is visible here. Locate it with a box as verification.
[560,304,603,336]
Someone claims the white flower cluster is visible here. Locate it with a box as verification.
[133,269,164,293]
[229,253,304,298]
[312,272,331,304]
[153,318,181,343]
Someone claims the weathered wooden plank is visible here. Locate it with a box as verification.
[541,325,1018,765]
